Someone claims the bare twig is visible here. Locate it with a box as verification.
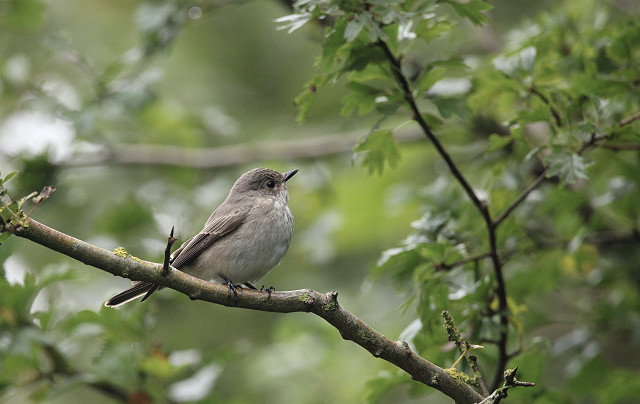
[437,252,492,271]
[600,142,640,151]
[479,366,535,404]
[163,226,176,276]
[10,217,484,404]
[376,41,488,217]
[617,110,640,127]
[494,170,547,227]
[529,86,562,127]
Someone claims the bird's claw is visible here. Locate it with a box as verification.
[260,285,276,297]
[219,273,239,303]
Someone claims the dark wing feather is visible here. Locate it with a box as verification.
[170,207,249,269]
[105,281,155,307]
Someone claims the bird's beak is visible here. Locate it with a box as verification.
[283,169,299,182]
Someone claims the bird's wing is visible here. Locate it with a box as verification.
[170,206,250,269]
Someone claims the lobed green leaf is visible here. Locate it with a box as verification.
[354,129,401,175]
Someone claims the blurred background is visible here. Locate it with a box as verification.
[1,0,639,403]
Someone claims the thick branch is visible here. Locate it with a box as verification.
[10,217,484,404]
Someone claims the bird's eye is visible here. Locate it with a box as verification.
[266,180,276,188]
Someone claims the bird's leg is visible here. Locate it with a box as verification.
[218,273,239,303]
[260,285,276,297]
[243,282,257,290]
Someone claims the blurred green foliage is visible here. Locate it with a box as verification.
[2,0,640,403]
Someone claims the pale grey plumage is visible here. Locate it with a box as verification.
[105,168,297,307]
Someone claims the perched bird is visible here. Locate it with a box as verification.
[105,168,298,307]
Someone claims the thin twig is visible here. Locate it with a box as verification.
[494,169,547,227]
[617,110,640,127]
[376,41,488,217]
[529,86,562,127]
[600,142,640,151]
[578,110,640,154]
[482,366,535,404]
[162,226,176,276]
[437,252,492,271]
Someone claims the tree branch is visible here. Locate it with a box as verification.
[437,252,492,271]
[8,217,484,404]
[53,129,424,169]
[376,41,488,217]
[529,86,562,127]
[617,110,640,127]
[494,169,547,227]
[377,39,510,390]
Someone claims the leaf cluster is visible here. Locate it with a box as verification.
[284,0,640,400]
[0,264,221,402]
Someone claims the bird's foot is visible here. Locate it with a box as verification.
[260,285,276,297]
[218,273,239,303]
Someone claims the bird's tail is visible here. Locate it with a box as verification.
[105,282,159,307]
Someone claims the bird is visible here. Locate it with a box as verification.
[105,167,298,307]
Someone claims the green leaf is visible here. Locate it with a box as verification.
[417,66,446,93]
[430,97,471,119]
[318,20,348,71]
[17,192,37,210]
[545,152,593,185]
[343,44,387,72]
[0,231,12,244]
[2,171,18,185]
[607,23,640,62]
[420,112,444,129]
[341,82,380,116]
[4,0,45,30]
[493,46,537,78]
[294,75,332,123]
[415,17,453,44]
[488,133,513,152]
[344,18,365,42]
[442,0,493,26]
[354,129,401,175]
[0,201,20,223]
[516,102,552,124]
[375,97,403,116]
[275,12,313,33]
[347,64,390,84]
